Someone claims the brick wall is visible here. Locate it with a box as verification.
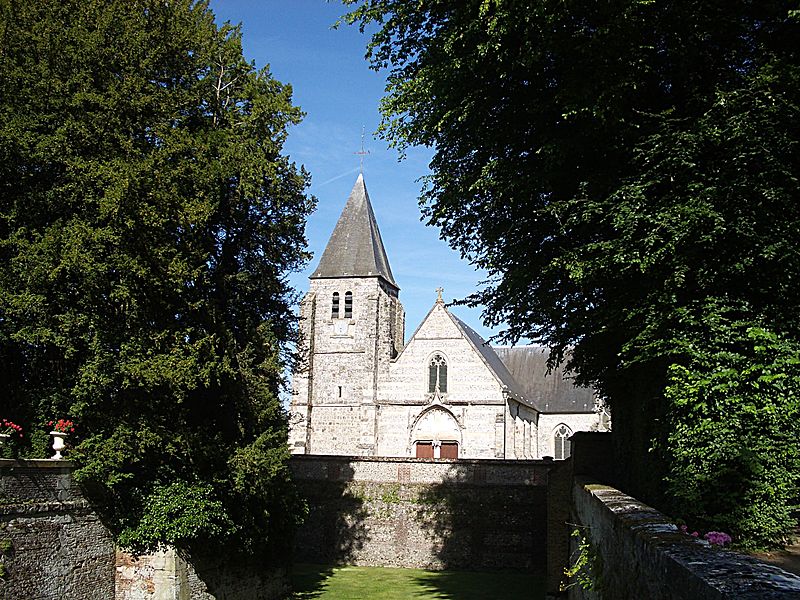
[290,454,562,574]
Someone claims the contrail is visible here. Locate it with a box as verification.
[315,166,360,188]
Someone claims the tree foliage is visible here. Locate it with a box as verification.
[0,0,314,556]
[663,316,800,549]
[342,0,800,546]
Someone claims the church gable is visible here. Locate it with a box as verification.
[382,300,506,405]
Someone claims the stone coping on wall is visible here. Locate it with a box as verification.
[571,476,800,599]
[1,458,84,505]
[290,454,555,465]
[290,454,553,486]
[0,458,76,468]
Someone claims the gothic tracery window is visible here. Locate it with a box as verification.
[554,424,572,460]
[428,354,448,394]
[344,291,353,318]
[331,292,340,318]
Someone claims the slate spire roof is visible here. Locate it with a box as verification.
[311,174,398,289]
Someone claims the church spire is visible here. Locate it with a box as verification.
[311,174,398,289]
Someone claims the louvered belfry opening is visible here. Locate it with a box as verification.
[344,291,353,318]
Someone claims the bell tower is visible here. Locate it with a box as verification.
[289,175,405,455]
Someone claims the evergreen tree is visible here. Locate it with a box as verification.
[0,0,314,556]
[342,0,800,546]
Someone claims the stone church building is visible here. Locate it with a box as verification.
[289,175,608,460]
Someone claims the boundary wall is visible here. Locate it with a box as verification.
[0,459,287,600]
[0,459,115,599]
[564,433,800,599]
[290,454,571,575]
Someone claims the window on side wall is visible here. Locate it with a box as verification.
[554,423,572,460]
[554,424,572,460]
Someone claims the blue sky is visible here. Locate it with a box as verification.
[209,1,500,341]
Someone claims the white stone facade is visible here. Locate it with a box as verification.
[289,176,605,460]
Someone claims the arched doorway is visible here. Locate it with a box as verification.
[411,406,461,459]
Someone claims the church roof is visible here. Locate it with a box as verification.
[311,174,398,289]
[449,315,528,402]
[493,347,596,413]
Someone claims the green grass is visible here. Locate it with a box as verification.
[290,563,545,599]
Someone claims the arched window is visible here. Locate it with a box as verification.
[428,354,448,394]
[554,424,572,460]
[331,292,340,318]
[344,291,353,318]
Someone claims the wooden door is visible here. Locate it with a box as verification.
[440,441,458,459]
[415,441,433,458]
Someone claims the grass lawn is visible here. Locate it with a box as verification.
[290,563,545,599]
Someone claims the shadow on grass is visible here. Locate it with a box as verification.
[289,564,546,600]
[290,563,336,599]
[411,569,546,600]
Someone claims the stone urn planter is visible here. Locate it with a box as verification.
[51,431,68,460]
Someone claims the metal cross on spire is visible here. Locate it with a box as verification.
[354,125,370,174]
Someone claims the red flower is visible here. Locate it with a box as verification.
[1,419,23,437]
[50,419,75,434]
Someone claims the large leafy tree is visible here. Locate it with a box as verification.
[342,0,800,546]
[0,0,314,557]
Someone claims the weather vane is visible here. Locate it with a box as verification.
[354,125,370,174]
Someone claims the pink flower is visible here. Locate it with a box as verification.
[704,531,732,546]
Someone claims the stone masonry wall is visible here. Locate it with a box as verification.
[0,459,115,600]
[290,454,559,573]
[379,302,510,459]
[116,547,289,600]
[291,277,403,456]
[567,476,800,599]
[1,459,287,600]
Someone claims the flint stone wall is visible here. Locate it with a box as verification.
[290,454,565,573]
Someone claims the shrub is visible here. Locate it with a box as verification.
[663,323,800,549]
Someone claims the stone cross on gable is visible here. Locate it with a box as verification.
[436,287,444,303]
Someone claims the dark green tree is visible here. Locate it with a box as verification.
[0,0,314,557]
[342,0,800,546]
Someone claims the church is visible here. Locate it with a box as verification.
[289,175,608,460]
